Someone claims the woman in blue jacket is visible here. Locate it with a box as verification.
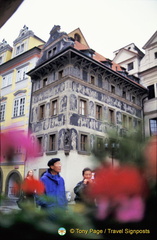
[36,158,67,220]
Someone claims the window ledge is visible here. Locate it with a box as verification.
[46,151,57,155]
[12,115,25,119]
[78,150,90,155]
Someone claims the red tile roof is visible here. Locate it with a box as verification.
[73,40,146,90]
[74,41,122,71]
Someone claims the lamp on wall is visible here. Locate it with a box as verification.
[104,138,119,166]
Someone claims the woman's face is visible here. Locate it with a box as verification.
[28,170,33,176]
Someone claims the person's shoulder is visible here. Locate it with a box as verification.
[40,172,48,181]
[75,180,84,186]
[58,174,65,180]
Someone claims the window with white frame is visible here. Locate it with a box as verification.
[13,97,25,117]
[2,73,12,88]
[15,43,25,56]
[16,66,28,82]
[0,102,6,121]
[127,62,134,71]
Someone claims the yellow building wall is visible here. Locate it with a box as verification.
[0,29,44,197]
[28,36,44,49]
[0,70,31,130]
[5,50,12,62]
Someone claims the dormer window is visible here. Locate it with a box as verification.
[48,50,52,58]
[16,46,20,55]
[48,47,57,59]
[154,52,157,59]
[53,47,56,55]
[127,62,134,71]
[74,33,81,42]
[0,56,2,64]
[16,43,25,56]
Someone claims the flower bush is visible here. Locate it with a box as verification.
[0,128,41,162]
[86,165,149,222]
[0,128,156,239]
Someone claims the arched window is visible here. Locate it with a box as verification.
[74,33,81,42]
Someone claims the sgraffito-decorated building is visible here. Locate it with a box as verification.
[27,26,148,199]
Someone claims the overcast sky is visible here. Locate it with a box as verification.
[1,0,157,59]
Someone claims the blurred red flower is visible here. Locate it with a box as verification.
[87,166,148,199]
[0,129,41,162]
[86,166,149,222]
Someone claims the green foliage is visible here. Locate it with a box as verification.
[0,201,100,239]
[92,128,149,167]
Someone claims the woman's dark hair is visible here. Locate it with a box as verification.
[82,168,92,176]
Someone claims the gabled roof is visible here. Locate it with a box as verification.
[113,43,144,59]
[113,48,143,63]
[68,28,90,48]
[142,31,157,49]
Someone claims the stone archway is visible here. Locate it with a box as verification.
[5,171,22,199]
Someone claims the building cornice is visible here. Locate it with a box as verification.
[139,65,157,75]
[0,47,41,73]
[28,46,147,96]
